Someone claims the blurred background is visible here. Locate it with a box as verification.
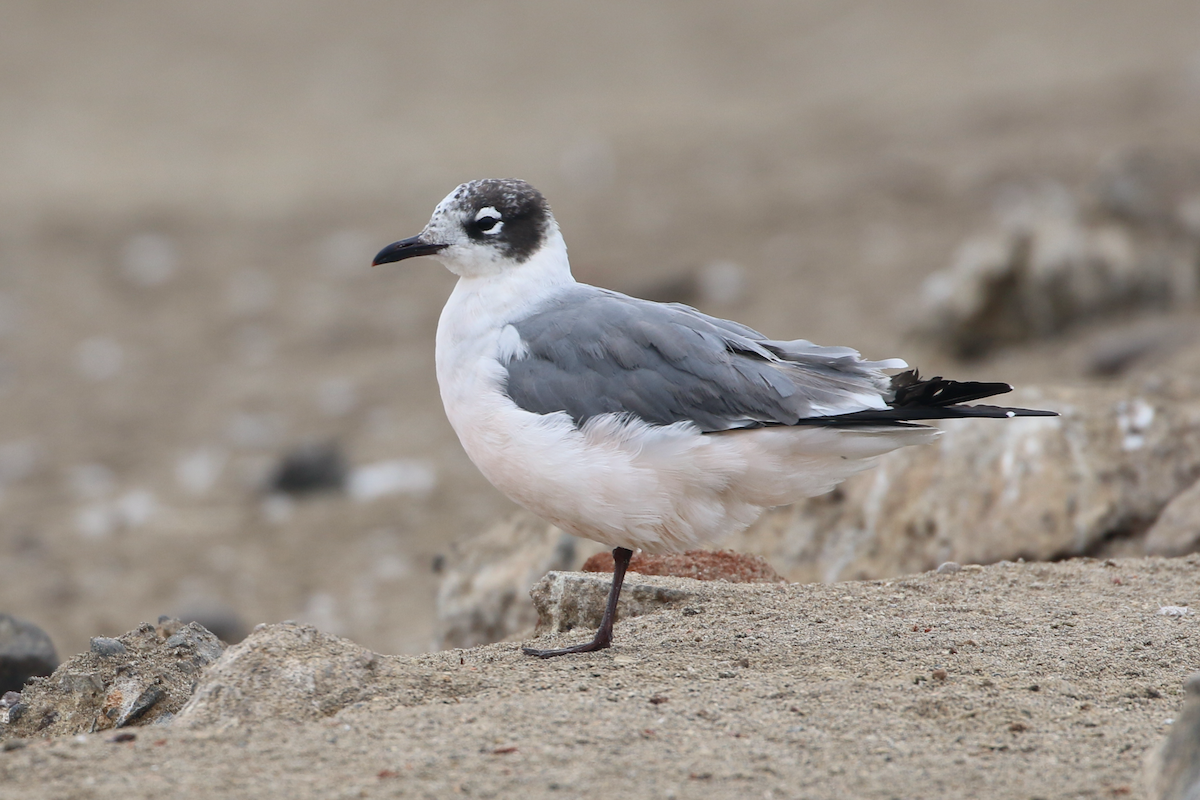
[2,1,1200,657]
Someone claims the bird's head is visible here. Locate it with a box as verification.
[373,179,558,277]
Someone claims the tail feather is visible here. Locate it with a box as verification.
[795,370,1057,426]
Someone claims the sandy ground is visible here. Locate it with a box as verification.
[2,556,1198,799]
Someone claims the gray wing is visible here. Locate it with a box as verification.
[503,287,902,432]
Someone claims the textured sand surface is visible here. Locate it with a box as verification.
[3,557,1197,799]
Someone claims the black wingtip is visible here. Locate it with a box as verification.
[793,370,1058,426]
[890,370,1014,407]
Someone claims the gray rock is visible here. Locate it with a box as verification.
[0,618,223,740]
[0,614,58,694]
[176,621,382,729]
[1144,478,1200,558]
[1144,672,1200,800]
[916,177,1200,358]
[735,383,1200,582]
[89,637,127,657]
[528,571,695,638]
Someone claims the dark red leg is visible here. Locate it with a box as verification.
[523,546,633,658]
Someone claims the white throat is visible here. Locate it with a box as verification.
[434,226,576,423]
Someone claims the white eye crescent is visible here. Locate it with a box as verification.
[475,207,504,235]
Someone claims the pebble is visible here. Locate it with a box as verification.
[90,637,128,657]
[937,562,962,574]
[269,442,347,495]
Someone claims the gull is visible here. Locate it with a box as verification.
[374,179,1055,658]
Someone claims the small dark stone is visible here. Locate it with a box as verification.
[268,441,347,495]
[118,684,165,727]
[0,614,59,693]
[110,732,136,743]
[36,708,59,730]
[6,702,26,723]
[90,637,127,657]
[2,740,26,751]
[682,607,702,617]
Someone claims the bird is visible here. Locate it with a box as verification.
[373,178,1056,659]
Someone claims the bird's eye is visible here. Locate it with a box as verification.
[477,216,499,231]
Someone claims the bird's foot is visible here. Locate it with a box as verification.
[522,632,612,659]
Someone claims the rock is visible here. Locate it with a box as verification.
[0,618,223,740]
[917,176,1200,358]
[0,614,58,694]
[176,622,382,729]
[268,441,347,495]
[580,549,784,583]
[529,571,695,637]
[1144,672,1200,800]
[1144,478,1200,557]
[737,383,1200,581]
[434,515,604,650]
[89,637,127,657]
[936,562,962,574]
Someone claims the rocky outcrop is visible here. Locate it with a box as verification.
[917,153,1200,359]
[0,618,222,739]
[738,382,1200,582]
[176,622,382,729]
[1144,478,1200,557]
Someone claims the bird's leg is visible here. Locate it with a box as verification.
[523,546,633,658]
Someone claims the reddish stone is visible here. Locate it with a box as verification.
[580,550,785,583]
